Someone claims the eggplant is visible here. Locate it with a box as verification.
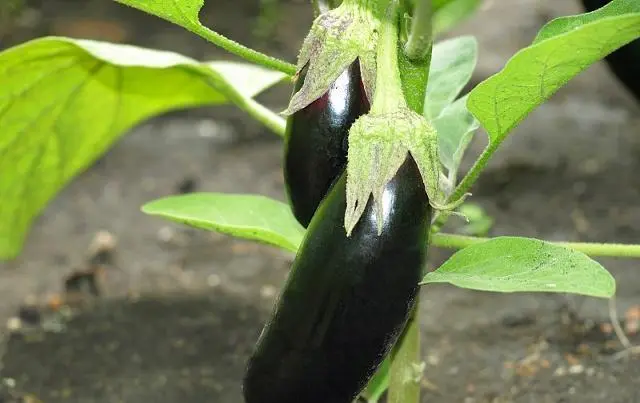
[581,0,640,101]
[284,60,370,228]
[243,155,432,403]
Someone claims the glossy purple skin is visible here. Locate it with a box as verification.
[284,60,370,228]
[243,156,432,403]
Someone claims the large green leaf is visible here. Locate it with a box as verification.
[0,37,286,259]
[115,0,296,74]
[141,193,305,252]
[467,0,640,146]
[422,237,616,298]
[533,0,640,44]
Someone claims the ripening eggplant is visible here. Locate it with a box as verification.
[581,0,640,101]
[243,155,432,403]
[284,60,370,228]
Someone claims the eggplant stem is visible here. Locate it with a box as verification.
[370,0,407,114]
[432,233,640,259]
[404,0,433,61]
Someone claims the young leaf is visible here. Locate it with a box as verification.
[421,237,616,298]
[0,37,285,260]
[359,355,391,403]
[423,37,478,184]
[467,0,640,147]
[141,193,305,253]
[456,203,494,236]
[424,36,477,120]
[433,94,479,184]
[115,0,296,74]
[433,0,481,36]
[532,0,640,44]
[387,315,422,403]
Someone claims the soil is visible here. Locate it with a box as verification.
[1,0,639,402]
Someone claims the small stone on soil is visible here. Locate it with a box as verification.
[6,318,21,332]
[207,274,221,287]
[568,364,584,374]
[88,230,117,266]
[259,285,276,299]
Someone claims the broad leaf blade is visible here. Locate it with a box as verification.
[141,193,304,252]
[533,0,640,44]
[0,37,285,259]
[422,237,616,298]
[467,0,640,145]
[425,36,477,120]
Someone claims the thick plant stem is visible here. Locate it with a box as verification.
[388,302,421,403]
[404,0,433,61]
[432,233,640,259]
[370,0,406,114]
[398,0,431,114]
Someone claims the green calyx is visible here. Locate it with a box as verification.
[344,0,463,236]
[282,0,379,115]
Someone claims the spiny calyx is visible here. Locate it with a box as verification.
[282,0,379,116]
[345,107,467,236]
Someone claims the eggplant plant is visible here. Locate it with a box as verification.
[0,0,640,401]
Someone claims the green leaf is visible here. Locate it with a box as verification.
[359,356,391,403]
[141,193,305,253]
[433,94,479,182]
[421,237,616,298]
[388,315,422,403]
[467,0,640,146]
[533,0,640,44]
[113,0,225,44]
[433,0,481,36]
[424,36,477,120]
[457,202,494,236]
[0,37,285,259]
[424,37,478,188]
[115,0,296,74]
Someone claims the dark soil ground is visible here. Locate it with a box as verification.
[1,1,639,402]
